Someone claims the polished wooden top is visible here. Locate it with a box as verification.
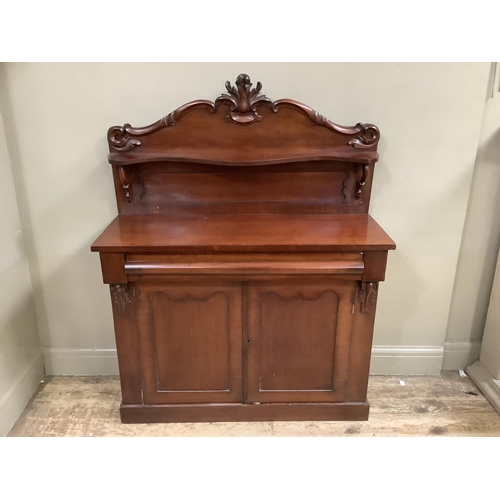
[91,214,396,253]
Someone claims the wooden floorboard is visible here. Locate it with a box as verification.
[7,371,500,436]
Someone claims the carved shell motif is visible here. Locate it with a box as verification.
[215,73,272,124]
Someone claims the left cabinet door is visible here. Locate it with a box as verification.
[135,280,243,404]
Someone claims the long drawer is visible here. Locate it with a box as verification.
[124,253,364,276]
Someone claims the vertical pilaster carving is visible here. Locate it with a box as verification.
[111,284,133,315]
[358,282,378,314]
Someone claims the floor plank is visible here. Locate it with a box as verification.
[8,371,500,436]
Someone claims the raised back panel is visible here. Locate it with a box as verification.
[108,74,379,216]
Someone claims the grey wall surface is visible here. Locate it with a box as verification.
[0,65,43,436]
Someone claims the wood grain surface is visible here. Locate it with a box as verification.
[91,214,396,254]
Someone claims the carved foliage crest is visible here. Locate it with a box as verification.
[107,74,380,151]
[215,73,272,124]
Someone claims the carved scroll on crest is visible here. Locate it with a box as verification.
[348,123,380,150]
[107,101,215,152]
[271,101,380,149]
[107,124,141,152]
[111,284,133,315]
[358,282,378,314]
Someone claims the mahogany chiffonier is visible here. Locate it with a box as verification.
[91,74,395,423]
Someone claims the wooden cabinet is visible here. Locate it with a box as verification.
[92,74,395,423]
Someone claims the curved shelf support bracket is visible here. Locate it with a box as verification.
[119,166,132,203]
[355,164,370,200]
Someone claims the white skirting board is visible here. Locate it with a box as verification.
[43,348,119,376]
[370,345,444,375]
[442,340,482,370]
[466,360,500,416]
[0,350,45,436]
[43,345,445,376]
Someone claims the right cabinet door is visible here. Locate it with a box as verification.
[247,280,356,403]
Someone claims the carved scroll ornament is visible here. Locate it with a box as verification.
[107,125,141,152]
[348,124,380,149]
[107,74,380,151]
[107,101,216,153]
[271,100,380,150]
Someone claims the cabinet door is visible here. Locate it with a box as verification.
[247,281,356,403]
[136,281,243,404]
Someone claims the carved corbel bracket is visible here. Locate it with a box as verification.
[355,164,370,200]
[358,282,378,314]
[111,284,133,315]
[215,73,272,124]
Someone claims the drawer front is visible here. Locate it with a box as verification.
[246,280,356,403]
[125,253,364,277]
[135,280,243,404]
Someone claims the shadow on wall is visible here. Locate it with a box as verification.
[33,249,115,350]
[0,291,40,386]
[26,142,117,352]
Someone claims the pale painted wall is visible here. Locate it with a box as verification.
[479,247,500,380]
[444,63,500,369]
[1,62,490,375]
[0,66,44,436]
